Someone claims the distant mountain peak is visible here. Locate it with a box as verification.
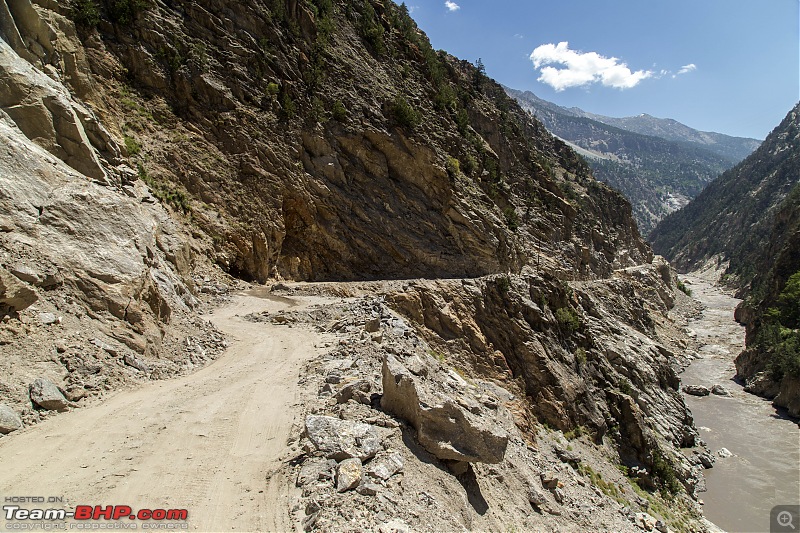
[505,86,762,234]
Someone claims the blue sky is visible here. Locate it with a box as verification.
[408,0,799,140]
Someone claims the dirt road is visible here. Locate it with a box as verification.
[0,290,332,532]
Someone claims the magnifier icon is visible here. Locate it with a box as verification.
[778,511,796,530]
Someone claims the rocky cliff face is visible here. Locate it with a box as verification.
[48,0,650,282]
[0,0,711,529]
[0,11,227,426]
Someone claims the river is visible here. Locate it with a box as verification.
[680,275,800,533]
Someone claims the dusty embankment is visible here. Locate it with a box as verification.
[0,290,334,532]
[680,274,800,533]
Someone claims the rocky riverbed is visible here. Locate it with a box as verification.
[680,274,800,533]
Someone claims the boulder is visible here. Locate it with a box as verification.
[336,379,372,405]
[336,458,362,492]
[296,458,337,487]
[38,312,58,325]
[29,378,68,411]
[366,453,404,481]
[123,353,150,373]
[634,512,658,531]
[717,448,733,458]
[554,445,581,465]
[7,263,40,285]
[697,452,715,469]
[0,267,37,314]
[356,482,382,496]
[527,485,548,507]
[0,403,22,434]
[682,384,710,397]
[540,471,560,490]
[711,384,731,397]
[304,415,380,461]
[381,353,508,464]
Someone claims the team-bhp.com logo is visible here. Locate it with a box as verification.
[4,500,189,530]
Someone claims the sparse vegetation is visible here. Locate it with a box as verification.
[575,347,587,366]
[280,91,296,119]
[564,425,588,440]
[577,464,623,501]
[555,306,582,335]
[496,275,511,295]
[124,135,141,156]
[137,164,191,214]
[390,96,421,130]
[445,156,460,177]
[502,206,519,231]
[427,349,445,363]
[70,0,100,27]
[618,378,633,396]
[106,0,150,25]
[331,100,348,122]
[676,279,692,296]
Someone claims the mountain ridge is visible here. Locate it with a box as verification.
[509,88,761,161]
[506,87,761,234]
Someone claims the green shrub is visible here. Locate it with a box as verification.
[462,155,477,176]
[497,276,511,295]
[757,269,800,380]
[106,0,150,25]
[265,82,280,97]
[455,108,469,134]
[309,97,325,123]
[358,0,386,55]
[555,307,582,334]
[676,279,692,296]
[280,91,296,119]
[776,270,800,325]
[124,135,141,156]
[331,100,347,122]
[390,96,420,129]
[575,347,587,366]
[433,85,456,111]
[502,207,519,231]
[651,450,682,496]
[70,0,100,27]
[445,156,460,177]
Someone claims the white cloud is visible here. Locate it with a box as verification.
[676,63,697,75]
[445,1,460,12]
[530,42,652,91]
[514,33,524,39]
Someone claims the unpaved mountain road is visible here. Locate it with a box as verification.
[0,290,335,532]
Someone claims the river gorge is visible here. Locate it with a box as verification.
[680,275,800,533]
